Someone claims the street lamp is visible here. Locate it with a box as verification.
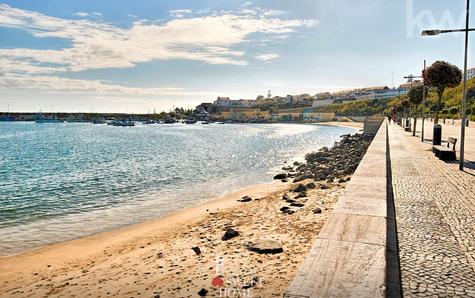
[421,0,473,171]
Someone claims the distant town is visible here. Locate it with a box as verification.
[0,81,425,124]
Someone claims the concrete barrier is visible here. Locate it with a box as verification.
[284,120,390,298]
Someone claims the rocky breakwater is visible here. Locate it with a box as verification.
[275,133,374,184]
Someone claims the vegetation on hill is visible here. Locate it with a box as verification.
[314,77,475,119]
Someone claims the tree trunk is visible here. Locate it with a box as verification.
[433,92,443,124]
[413,115,417,136]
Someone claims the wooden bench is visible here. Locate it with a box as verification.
[433,137,457,161]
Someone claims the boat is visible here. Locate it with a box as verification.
[108,120,135,127]
[35,117,63,124]
[184,119,197,124]
[201,121,210,125]
[92,119,107,124]
[163,118,177,124]
[142,119,156,124]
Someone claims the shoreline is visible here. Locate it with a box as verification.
[0,121,362,259]
[0,178,346,297]
[0,122,364,297]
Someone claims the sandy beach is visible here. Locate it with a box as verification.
[0,176,350,297]
[0,121,364,298]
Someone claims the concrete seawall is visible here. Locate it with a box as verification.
[285,120,395,297]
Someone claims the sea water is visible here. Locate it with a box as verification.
[0,122,356,256]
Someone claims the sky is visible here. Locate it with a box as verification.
[0,0,473,113]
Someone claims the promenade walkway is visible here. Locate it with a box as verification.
[409,118,475,163]
[389,123,475,297]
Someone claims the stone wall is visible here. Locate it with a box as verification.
[284,119,389,297]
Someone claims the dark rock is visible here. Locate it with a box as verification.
[247,240,283,254]
[273,173,287,180]
[280,206,290,213]
[281,179,288,183]
[198,288,208,296]
[313,207,323,214]
[292,184,307,193]
[338,178,346,183]
[293,175,308,183]
[320,184,330,190]
[192,246,201,255]
[282,194,291,201]
[293,161,300,166]
[222,228,239,241]
[296,192,307,198]
[290,202,305,207]
[238,196,252,202]
[306,182,316,189]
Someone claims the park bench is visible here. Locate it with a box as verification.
[433,137,457,161]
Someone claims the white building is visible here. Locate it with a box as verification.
[467,67,475,80]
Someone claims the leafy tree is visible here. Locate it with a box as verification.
[256,95,265,100]
[449,106,459,124]
[423,61,462,123]
[408,86,424,135]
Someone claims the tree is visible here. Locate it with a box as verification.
[408,86,424,136]
[256,95,265,100]
[423,61,462,124]
[449,106,459,124]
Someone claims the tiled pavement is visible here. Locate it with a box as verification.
[389,123,475,297]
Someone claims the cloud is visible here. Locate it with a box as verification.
[74,12,89,17]
[0,4,316,75]
[169,9,192,18]
[0,74,216,97]
[255,53,279,61]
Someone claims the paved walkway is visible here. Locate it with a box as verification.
[408,117,475,163]
[389,122,475,297]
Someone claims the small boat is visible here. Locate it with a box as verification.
[108,120,135,127]
[36,118,63,124]
[184,119,197,124]
[163,118,176,124]
[92,119,106,124]
[142,119,156,124]
[201,121,210,125]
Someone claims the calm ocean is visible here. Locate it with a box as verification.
[0,122,356,256]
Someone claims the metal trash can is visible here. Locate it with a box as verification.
[405,118,411,128]
[433,124,442,145]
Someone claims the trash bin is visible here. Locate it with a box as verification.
[405,118,411,128]
[433,124,442,145]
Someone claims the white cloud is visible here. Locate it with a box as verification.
[92,11,102,16]
[0,74,215,97]
[255,53,279,61]
[74,12,89,17]
[169,9,192,18]
[0,4,316,75]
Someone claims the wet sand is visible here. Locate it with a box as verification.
[0,177,348,297]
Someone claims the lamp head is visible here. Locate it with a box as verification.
[421,30,441,36]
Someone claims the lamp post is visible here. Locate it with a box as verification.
[421,0,473,171]
[403,74,422,135]
[421,60,427,142]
